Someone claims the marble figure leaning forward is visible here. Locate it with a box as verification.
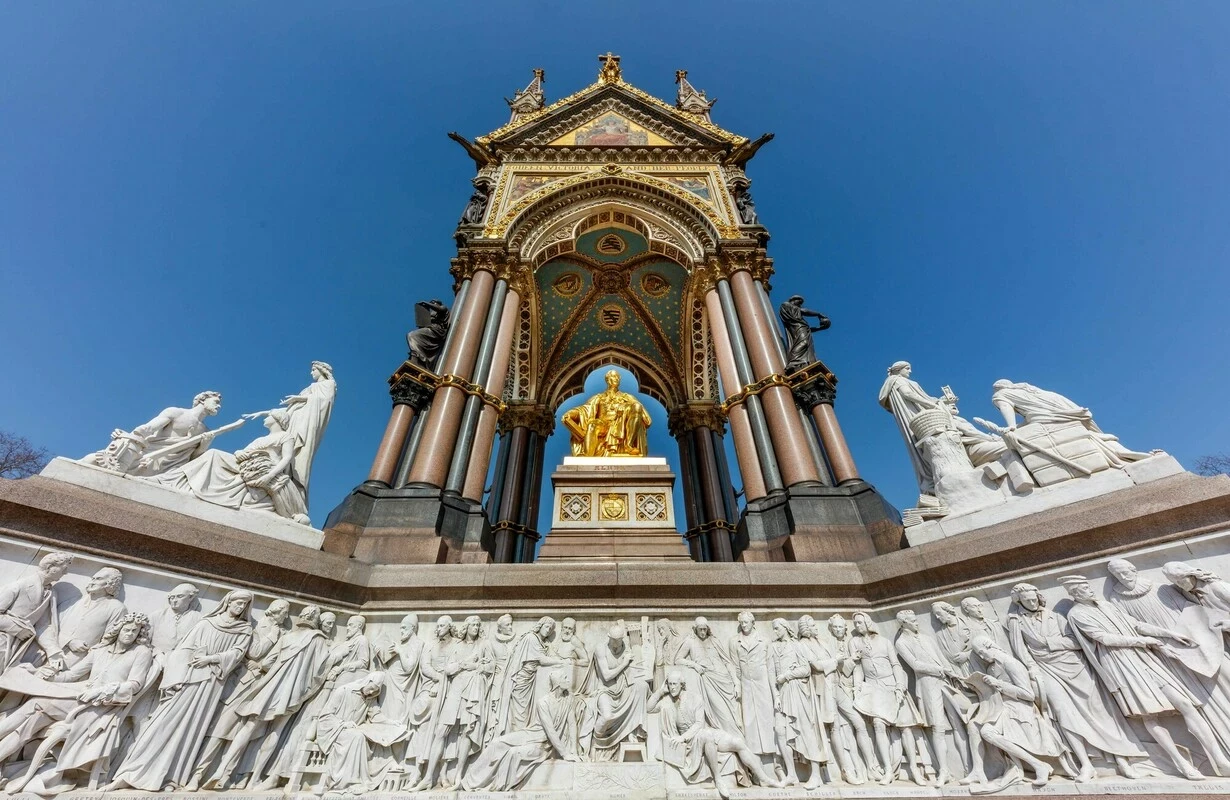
[80,390,237,477]
[146,360,335,525]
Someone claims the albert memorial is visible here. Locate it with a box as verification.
[2,53,1230,800]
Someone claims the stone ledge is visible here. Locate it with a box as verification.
[2,472,1229,612]
[0,476,369,607]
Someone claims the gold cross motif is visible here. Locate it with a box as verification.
[598,52,622,83]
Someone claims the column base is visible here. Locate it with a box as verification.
[734,482,904,562]
[785,480,904,560]
[735,490,792,561]
[438,492,493,563]
[323,483,452,564]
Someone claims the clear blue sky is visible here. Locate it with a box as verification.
[3,2,1228,529]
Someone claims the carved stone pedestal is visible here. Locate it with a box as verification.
[538,457,689,561]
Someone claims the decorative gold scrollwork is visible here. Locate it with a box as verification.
[720,373,789,414]
[438,373,508,414]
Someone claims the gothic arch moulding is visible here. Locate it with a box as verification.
[497,171,723,261]
[544,346,679,413]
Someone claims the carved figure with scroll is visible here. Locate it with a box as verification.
[312,671,402,794]
[962,636,1062,792]
[650,669,783,800]
[3,612,153,794]
[779,295,830,372]
[561,370,651,457]
[463,669,581,792]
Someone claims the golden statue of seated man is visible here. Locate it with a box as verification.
[562,370,651,457]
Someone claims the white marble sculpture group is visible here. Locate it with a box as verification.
[880,362,1159,525]
[1,553,1230,796]
[79,361,336,526]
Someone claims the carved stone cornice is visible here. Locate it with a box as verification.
[499,403,555,437]
[667,403,727,437]
[713,245,774,285]
[387,362,439,411]
[788,360,839,410]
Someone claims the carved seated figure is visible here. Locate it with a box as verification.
[2,613,153,794]
[982,380,1155,486]
[561,371,651,457]
[650,669,782,800]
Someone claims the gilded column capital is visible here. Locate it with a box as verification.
[499,403,555,437]
[691,259,721,295]
[788,360,839,410]
[506,262,534,298]
[450,244,516,284]
[667,403,728,437]
[388,362,439,409]
[713,245,774,286]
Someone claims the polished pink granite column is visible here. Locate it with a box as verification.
[407,269,495,487]
[462,288,520,501]
[728,270,820,487]
[704,289,767,500]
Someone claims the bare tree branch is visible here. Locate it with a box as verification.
[1193,454,1230,478]
[0,431,49,479]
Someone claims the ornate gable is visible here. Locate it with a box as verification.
[476,62,747,153]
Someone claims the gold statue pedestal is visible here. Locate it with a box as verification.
[538,456,690,562]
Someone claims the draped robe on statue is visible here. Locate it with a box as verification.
[675,635,743,738]
[152,428,308,522]
[111,601,253,791]
[1006,606,1145,758]
[878,373,940,495]
[462,688,576,791]
[581,643,650,757]
[284,376,336,507]
[562,389,649,457]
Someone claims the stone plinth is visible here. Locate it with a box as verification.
[905,452,1185,546]
[538,456,689,562]
[39,457,325,549]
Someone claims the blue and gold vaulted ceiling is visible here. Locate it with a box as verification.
[536,226,687,388]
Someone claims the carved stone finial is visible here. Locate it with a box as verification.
[506,68,546,123]
[598,52,622,84]
[675,69,716,122]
